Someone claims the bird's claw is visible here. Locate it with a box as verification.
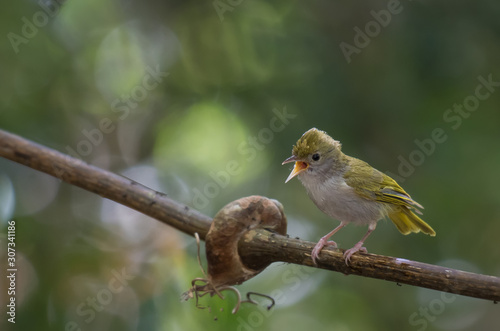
[311,239,337,265]
[343,245,367,265]
[324,241,338,248]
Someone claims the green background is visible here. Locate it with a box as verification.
[1,1,499,330]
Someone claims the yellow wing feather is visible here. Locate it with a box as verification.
[344,156,435,236]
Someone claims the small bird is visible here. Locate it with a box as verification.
[282,128,435,265]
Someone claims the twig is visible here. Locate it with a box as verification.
[0,129,499,302]
[239,230,500,301]
[0,130,211,238]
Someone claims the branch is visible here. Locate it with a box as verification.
[1,129,499,302]
[0,130,212,239]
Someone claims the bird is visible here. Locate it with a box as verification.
[282,128,435,265]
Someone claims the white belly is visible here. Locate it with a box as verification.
[299,173,385,225]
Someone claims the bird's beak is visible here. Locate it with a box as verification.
[282,156,309,183]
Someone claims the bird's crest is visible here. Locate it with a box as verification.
[292,128,341,159]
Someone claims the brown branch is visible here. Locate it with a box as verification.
[0,130,211,239]
[1,129,499,302]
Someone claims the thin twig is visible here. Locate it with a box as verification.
[0,129,499,302]
[0,130,211,238]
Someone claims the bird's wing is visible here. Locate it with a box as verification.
[343,157,423,214]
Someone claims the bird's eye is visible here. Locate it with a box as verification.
[312,153,320,161]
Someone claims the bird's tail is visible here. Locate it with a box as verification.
[388,208,436,236]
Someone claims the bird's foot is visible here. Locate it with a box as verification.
[311,239,337,265]
[343,243,367,265]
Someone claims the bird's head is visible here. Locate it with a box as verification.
[282,128,342,183]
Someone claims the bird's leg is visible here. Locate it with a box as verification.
[344,223,376,265]
[311,222,346,265]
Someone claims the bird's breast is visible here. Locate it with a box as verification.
[298,174,385,225]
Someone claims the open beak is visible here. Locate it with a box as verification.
[282,155,309,183]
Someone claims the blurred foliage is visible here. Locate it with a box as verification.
[1,0,500,330]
